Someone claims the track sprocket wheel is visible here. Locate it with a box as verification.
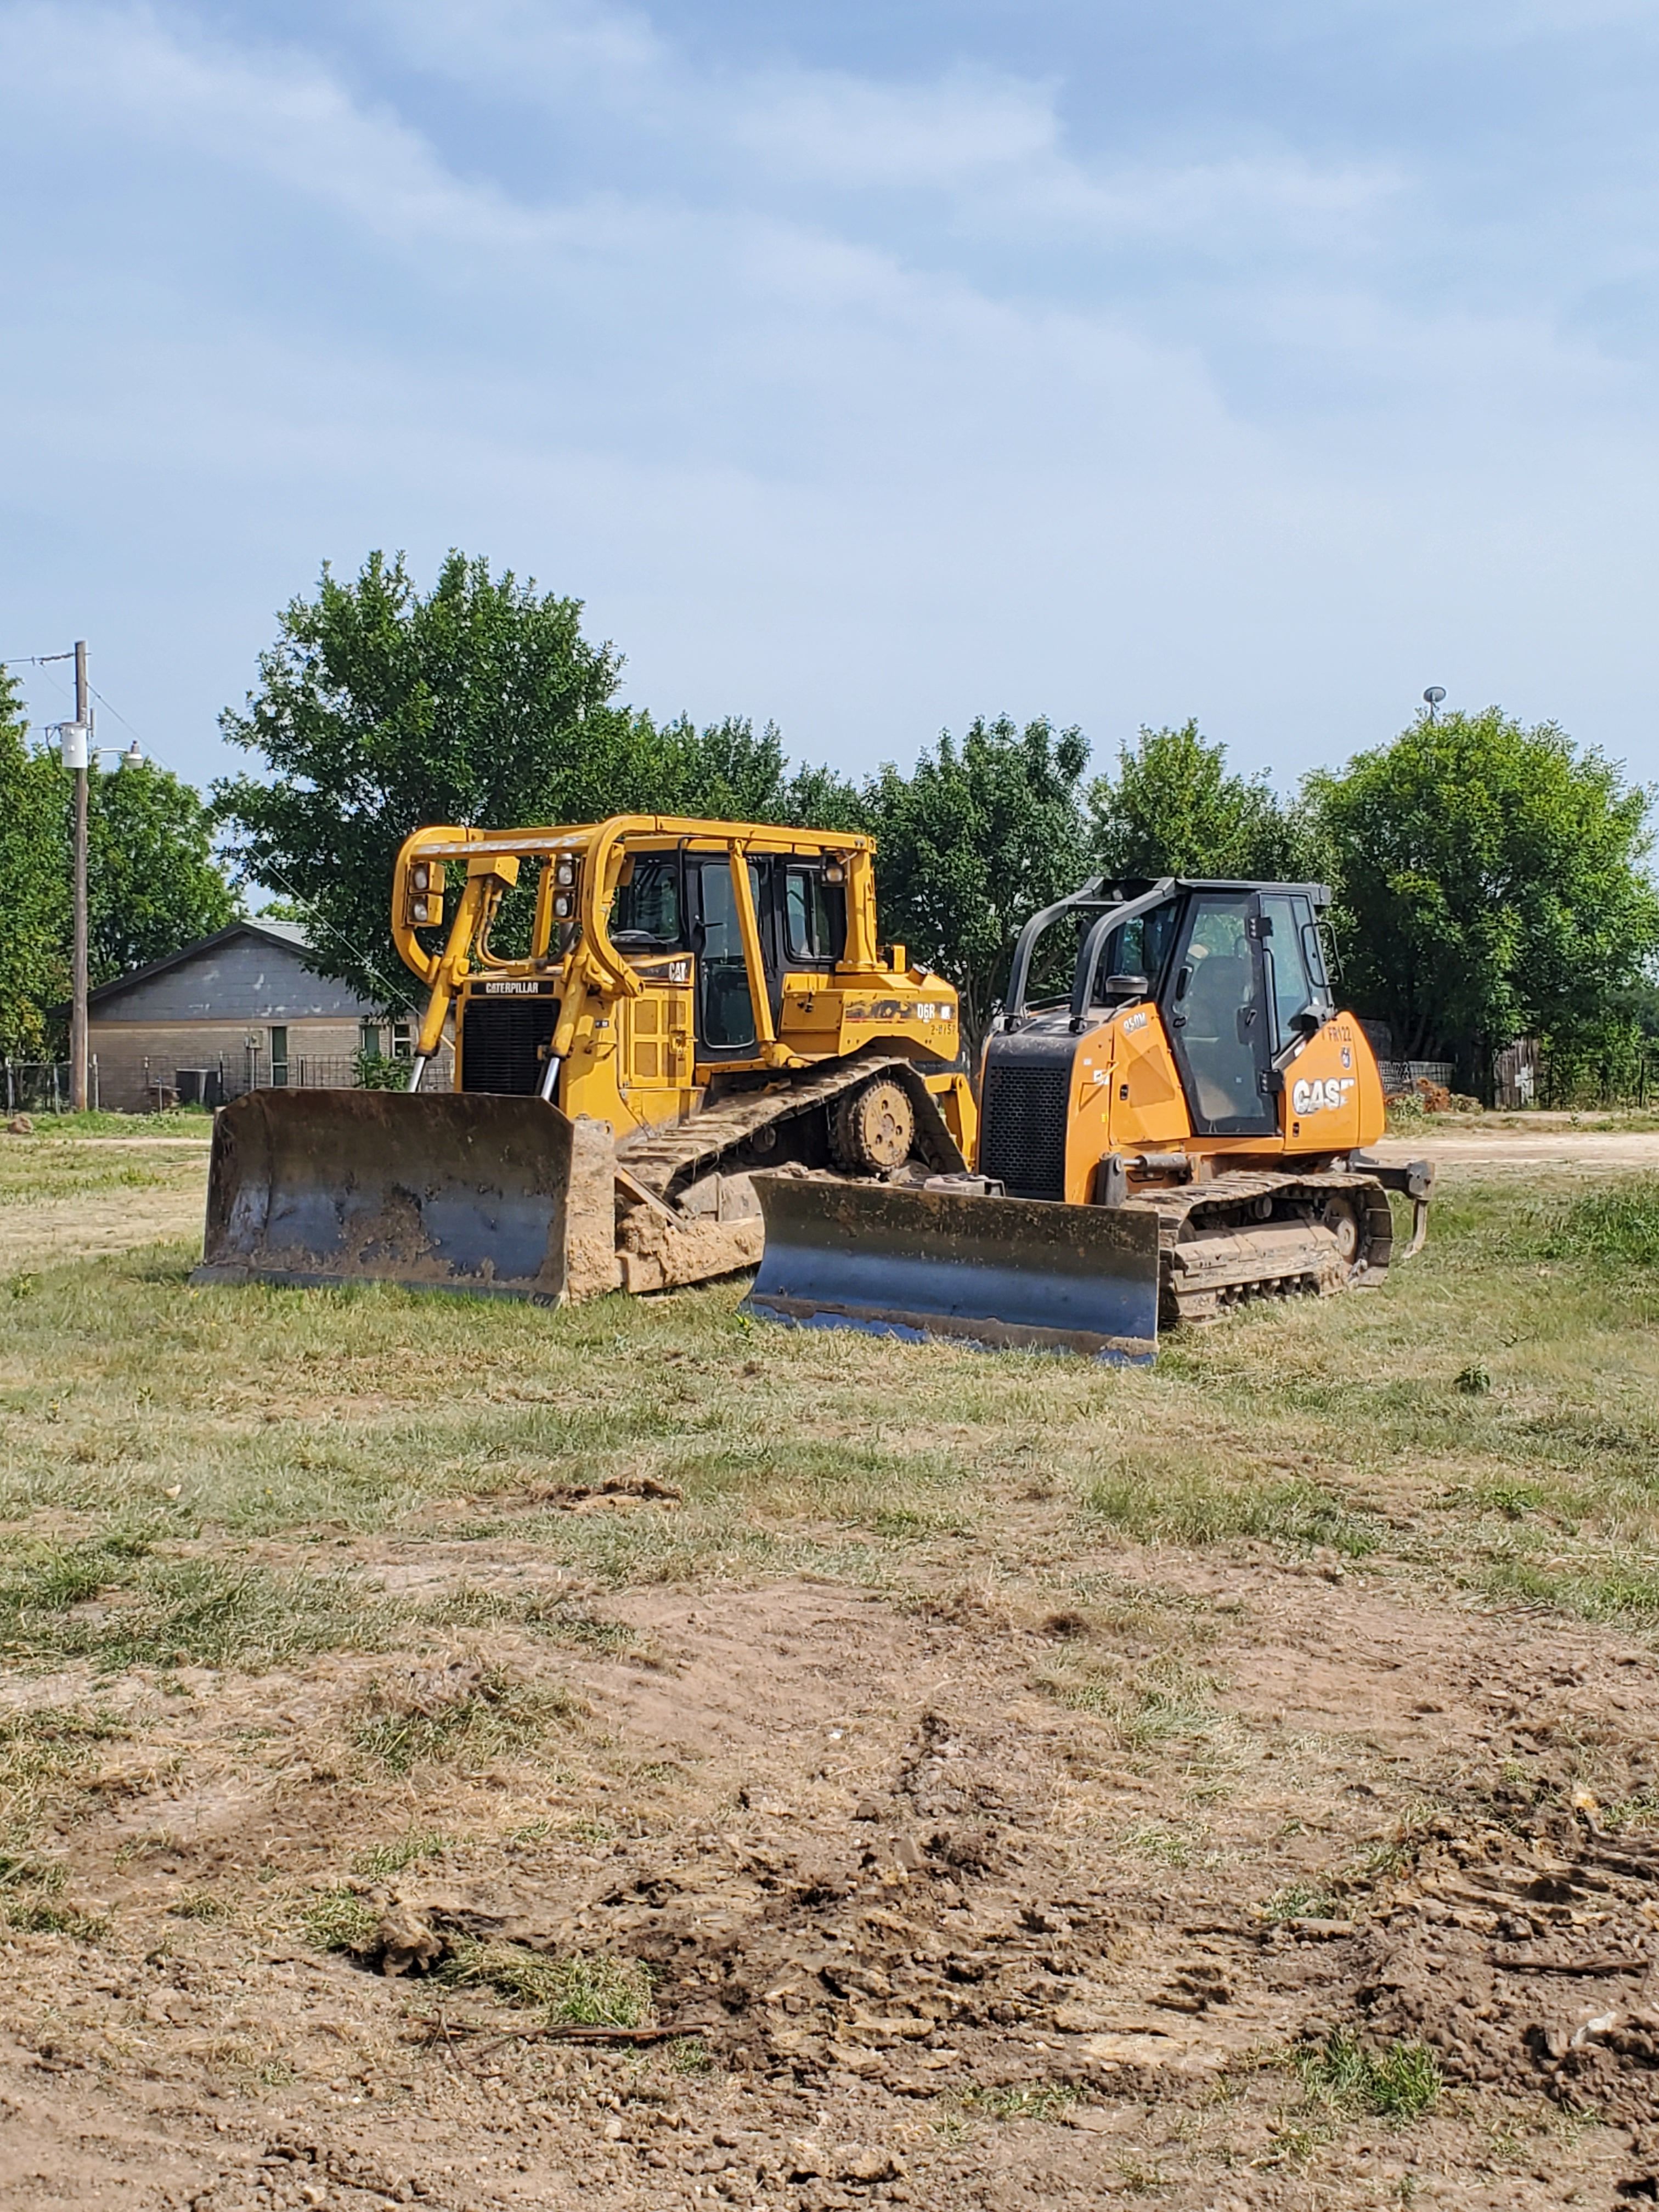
[830,1076,916,1173]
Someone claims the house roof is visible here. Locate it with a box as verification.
[83,917,328,1009]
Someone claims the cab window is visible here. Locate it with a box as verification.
[1260,893,1319,1049]
[783,865,845,967]
[612,856,684,949]
[1102,906,1178,996]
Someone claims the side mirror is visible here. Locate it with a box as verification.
[1103,972,1149,1000]
[1289,1006,1323,1040]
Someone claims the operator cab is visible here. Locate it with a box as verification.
[984,878,1337,1184]
[612,849,847,1062]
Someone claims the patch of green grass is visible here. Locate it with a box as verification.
[0,1533,395,1672]
[1295,2028,1441,2120]
[1,1898,111,1940]
[352,1830,456,1880]
[351,1668,575,1776]
[420,1584,634,1652]
[1480,1555,1659,1621]
[667,2035,714,2075]
[966,2081,1079,2124]
[1039,1648,1221,1755]
[8,1109,215,1139]
[1081,1471,1380,1557]
[438,1938,654,2027]
[1527,1177,1659,1270]
[1259,1880,1344,1923]
[0,1703,128,1845]
[301,1886,379,1954]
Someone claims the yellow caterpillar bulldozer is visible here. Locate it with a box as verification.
[194,816,977,1302]
[746,874,1434,1360]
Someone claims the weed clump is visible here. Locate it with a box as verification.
[1082,1473,1379,1558]
[1527,1178,1659,1271]
[965,2081,1079,2124]
[1259,1880,1344,1923]
[0,1536,391,1672]
[301,1886,379,1954]
[1295,2027,1441,2119]
[352,1830,455,1880]
[438,1938,654,2027]
[350,1664,575,1776]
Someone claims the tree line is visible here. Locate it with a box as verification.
[5,548,1657,1097]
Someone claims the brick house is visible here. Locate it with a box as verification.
[84,920,443,1111]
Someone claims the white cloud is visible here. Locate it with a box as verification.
[2,0,1658,793]
[0,2,542,250]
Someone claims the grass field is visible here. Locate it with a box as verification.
[4,1171,1657,1626]
[2,1137,1657,2210]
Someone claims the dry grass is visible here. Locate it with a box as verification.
[1,1164,1658,1635]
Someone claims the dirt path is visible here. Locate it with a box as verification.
[0,1184,207,1270]
[1377,1127,1659,1173]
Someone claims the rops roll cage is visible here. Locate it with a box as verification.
[1001,878,1335,1036]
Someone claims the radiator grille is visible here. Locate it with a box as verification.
[979,1061,1069,1199]
[459,998,558,1095]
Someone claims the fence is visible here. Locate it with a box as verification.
[4,1051,452,1115]
[3,1060,100,1115]
[1375,1058,1454,1099]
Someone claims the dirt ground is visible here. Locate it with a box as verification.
[3,1119,1659,2209]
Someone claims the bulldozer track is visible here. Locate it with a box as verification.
[1126,1169,1395,1325]
[614,1048,964,1206]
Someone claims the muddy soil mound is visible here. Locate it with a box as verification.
[1292,1807,1659,2124]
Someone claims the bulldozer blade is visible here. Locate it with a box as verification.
[744,1174,1162,1362]
[191,1090,621,1303]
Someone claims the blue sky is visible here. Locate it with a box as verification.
[3,0,1658,797]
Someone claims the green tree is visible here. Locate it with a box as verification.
[861,715,1090,1041]
[647,714,861,828]
[1088,721,1314,881]
[1308,708,1659,1092]
[216,551,864,1005]
[84,761,239,984]
[0,669,63,1057]
[215,550,661,1005]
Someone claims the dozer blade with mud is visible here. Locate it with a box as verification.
[191,1090,620,1304]
[743,1173,1162,1362]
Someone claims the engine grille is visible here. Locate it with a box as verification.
[459,998,559,1095]
[979,1059,1069,1200]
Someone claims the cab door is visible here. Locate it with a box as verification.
[690,856,781,1060]
[1162,892,1278,1136]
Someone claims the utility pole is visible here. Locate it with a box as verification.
[71,640,91,1113]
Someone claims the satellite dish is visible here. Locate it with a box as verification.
[1423,686,1446,706]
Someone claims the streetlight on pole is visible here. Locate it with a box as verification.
[50,643,143,1116]
[56,640,94,1113]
